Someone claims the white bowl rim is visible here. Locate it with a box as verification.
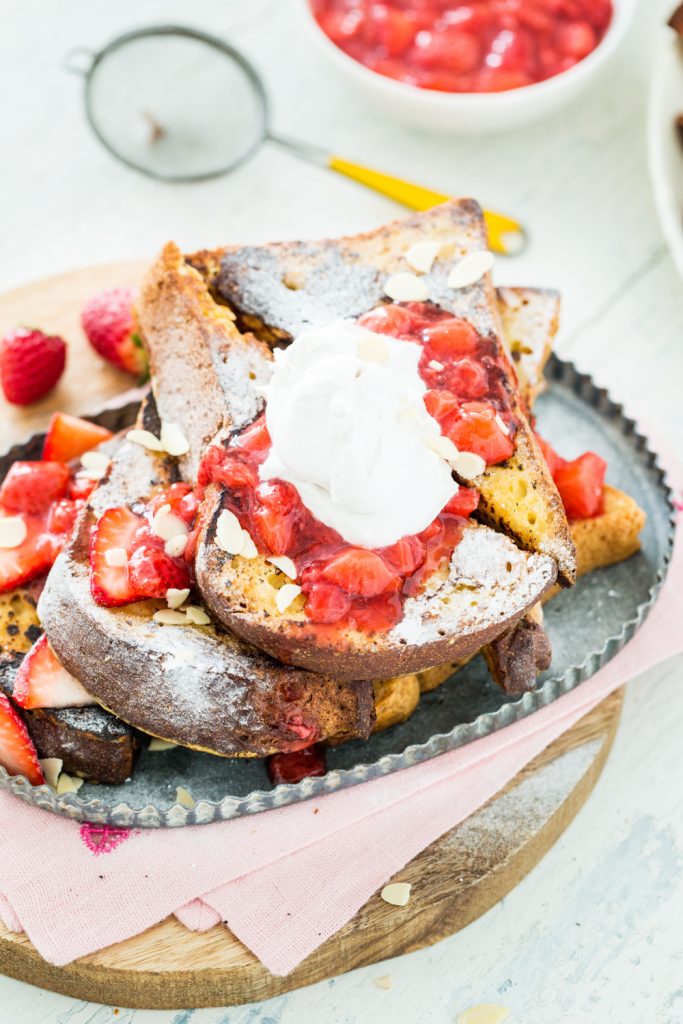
[647,25,683,280]
[293,0,638,107]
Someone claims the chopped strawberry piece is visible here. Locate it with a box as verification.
[127,544,191,600]
[423,317,478,359]
[47,498,82,536]
[147,483,198,526]
[303,581,351,624]
[42,412,113,463]
[0,515,59,593]
[267,744,327,785]
[444,357,489,399]
[535,433,566,477]
[0,461,70,515]
[447,402,514,465]
[89,506,142,606]
[424,389,460,429]
[253,481,300,555]
[13,634,94,710]
[380,535,426,574]
[0,693,44,785]
[232,415,271,455]
[357,303,415,337]
[553,452,607,519]
[348,591,403,632]
[67,472,98,502]
[413,26,481,73]
[443,487,480,517]
[555,19,596,58]
[320,548,399,598]
[211,455,258,492]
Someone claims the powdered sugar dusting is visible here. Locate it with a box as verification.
[391,524,555,647]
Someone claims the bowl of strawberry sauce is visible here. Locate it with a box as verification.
[295,0,636,132]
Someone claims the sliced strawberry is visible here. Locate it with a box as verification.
[0,693,44,785]
[443,487,480,518]
[0,461,70,515]
[267,744,326,785]
[554,452,607,520]
[423,317,478,359]
[89,506,142,606]
[0,515,59,593]
[13,634,94,710]
[303,581,351,624]
[42,412,113,463]
[127,544,191,599]
[447,402,515,465]
[68,472,98,502]
[320,548,399,598]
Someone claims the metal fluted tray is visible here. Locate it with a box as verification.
[0,359,675,826]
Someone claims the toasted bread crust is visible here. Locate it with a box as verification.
[187,201,575,584]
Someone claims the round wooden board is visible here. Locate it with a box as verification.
[0,265,623,1009]
[0,690,623,1010]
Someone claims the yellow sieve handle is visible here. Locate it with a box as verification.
[327,155,524,256]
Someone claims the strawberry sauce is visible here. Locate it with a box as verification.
[198,302,514,633]
[311,0,613,93]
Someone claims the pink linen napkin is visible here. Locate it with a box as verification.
[0,451,680,977]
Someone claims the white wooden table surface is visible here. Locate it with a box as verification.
[1,0,682,1021]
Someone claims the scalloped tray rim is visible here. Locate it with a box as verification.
[0,357,676,827]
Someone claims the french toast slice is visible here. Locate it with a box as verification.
[0,586,141,784]
[496,287,559,407]
[38,401,376,757]
[137,231,560,683]
[186,200,575,585]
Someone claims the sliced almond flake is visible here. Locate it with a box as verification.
[383,271,430,302]
[457,1005,510,1024]
[39,757,63,788]
[80,451,111,479]
[127,428,164,452]
[184,605,211,625]
[166,587,190,609]
[267,555,297,580]
[0,516,26,549]
[165,535,187,558]
[428,359,444,371]
[275,582,302,614]
[240,531,259,559]
[153,608,189,626]
[176,786,196,809]
[160,421,190,457]
[56,773,84,795]
[215,509,246,555]
[374,975,393,990]
[151,507,188,542]
[405,239,443,274]
[454,450,486,480]
[425,433,459,464]
[447,251,495,290]
[148,738,178,751]
[495,413,510,436]
[357,333,389,363]
[104,547,128,568]
[380,882,411,907]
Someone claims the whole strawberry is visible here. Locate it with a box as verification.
[0,327,67,405]
[81,287,147,377]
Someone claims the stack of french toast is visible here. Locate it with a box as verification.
[0,200,646,791]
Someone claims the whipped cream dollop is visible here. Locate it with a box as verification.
[260,319,458,548]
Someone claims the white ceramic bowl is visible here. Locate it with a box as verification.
[292,0,637,134]
[648,25,683,281]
